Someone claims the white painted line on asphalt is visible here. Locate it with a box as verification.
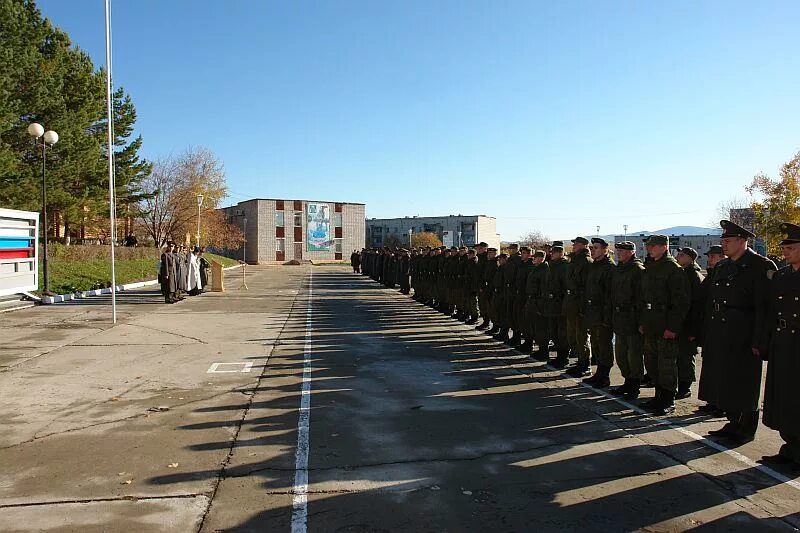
[206,362,253,373]
[569,377,800,492]
[291,268,313,533]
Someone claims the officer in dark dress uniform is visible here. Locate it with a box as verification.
[697,245,726,415]
[762,223,800,466]
[703,220,776,442]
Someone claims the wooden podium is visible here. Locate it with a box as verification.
[210,261,224,292]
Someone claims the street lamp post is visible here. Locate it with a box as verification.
[27,123,59,294]
[623,224,628,238]
[239,216,248,290]
[408,228,413,247]
[596,226,600,237]
[196,194,204,247]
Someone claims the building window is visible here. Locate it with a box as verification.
[293,200,302,210]
[294,212,302,227]
[335,239,342,253]
[334,212,342,227]
[276,200,284,210]
[276,238,285,252]
[275,212,284,227]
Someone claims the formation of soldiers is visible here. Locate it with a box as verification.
[357,219,800,468]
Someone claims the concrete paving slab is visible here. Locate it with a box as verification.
[2,266,799,532]
[0,496,208,533]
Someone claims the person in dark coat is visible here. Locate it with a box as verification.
[351,250,361,273]
[762,223,800,466]
[198,247,210,292]
[675,247,705,400]
[697,244,726,415]
[159,242,178,303]
[703,220,776,443]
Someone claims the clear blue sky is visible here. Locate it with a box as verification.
[38,0,800,241]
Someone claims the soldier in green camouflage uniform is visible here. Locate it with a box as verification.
[583,238,616,388]
[525,250,550,360]
[504,244,522,346]
[639,234,690,416]
[463,249,481,324]
[513,247,533,350]
[492,253,510,341]
[474,242,491,329]
[610,241,646,400]
[483,248,500,333]
[565,237,593,377]
[675,247,704,400]
[455,246,469,320]
[543,243,569,367]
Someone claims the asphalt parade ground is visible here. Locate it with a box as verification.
[0,266,798,532]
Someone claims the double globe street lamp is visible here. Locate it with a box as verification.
[27,122,59,294]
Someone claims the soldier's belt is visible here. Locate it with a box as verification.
[712,301,753,313]
[645,303,669,310]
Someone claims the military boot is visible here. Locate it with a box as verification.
[732,411,759,443]
[552,352,569,369]
[583,365,611,388]
[566,364,590,377]
[641,374,654,388]
[610,379,631,396]
[507,332,522,347]
[465,315,478,325]
[476,319,490,330]
[533,345,550,362]
[487,323,500,335]
[650,389,675,416]
[494,328,509,342]
[676,381,692,400]
[640,388,662,410]
[518,339,533,354]
[623,379,641,401]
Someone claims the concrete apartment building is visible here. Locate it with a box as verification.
[221,199,365,263]
[366,215,500,250]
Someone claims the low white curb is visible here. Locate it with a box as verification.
[41,263,243,305]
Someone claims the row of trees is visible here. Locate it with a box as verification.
[0,0,242,249]
[747,150,800,256]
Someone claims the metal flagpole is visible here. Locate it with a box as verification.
[104,0,117,323]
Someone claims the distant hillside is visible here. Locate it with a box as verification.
[626,226,721,236]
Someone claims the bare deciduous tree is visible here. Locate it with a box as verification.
[136,147,229,246]
[518,229,550,250]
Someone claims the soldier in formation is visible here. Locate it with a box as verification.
[355,220,798,466]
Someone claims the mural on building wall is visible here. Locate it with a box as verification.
[307,203,332,251]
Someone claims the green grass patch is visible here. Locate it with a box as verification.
[37,244,238,294]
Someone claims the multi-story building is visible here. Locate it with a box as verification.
[366,215,500,250]
[221,199,365,263]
